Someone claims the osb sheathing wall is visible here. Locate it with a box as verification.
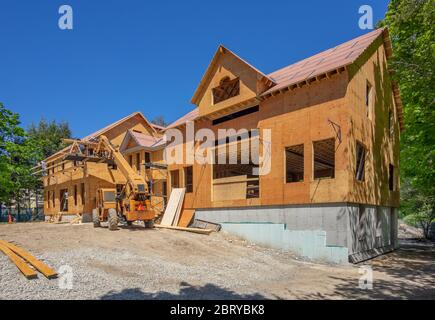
[172,74,350,210]
[43,114,163,215]
[345,37,400,208]
[196,50,269,118]
[168,39,400,211]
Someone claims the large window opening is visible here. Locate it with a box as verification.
[366,81,373,119]
[285,144,304,183]
[136,153,141,171]
[60,189,68,212]
[389,164,395,191]
[212,135,259,201]
[355,142,366,182]
[184,166,193,193]
[81,183,85,205]
[212,77,240,104]
[170,170,180,189]
[313,139,335,179]
[74,185,78,206]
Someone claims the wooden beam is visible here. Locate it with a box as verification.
[154,224,213,235]
[0,240,58,279]
[32,160,69,175]
[0,241,37,279]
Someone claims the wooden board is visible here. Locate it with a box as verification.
[154,224,213,235]
[0,242,37,279]
[177,209,195,228]
[161,188,185,226]
[0,240,57,279]
[172,189,186,226]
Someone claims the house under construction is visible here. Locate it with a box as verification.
[41,28,402,264]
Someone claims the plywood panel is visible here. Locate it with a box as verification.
[178,209,195,228]
[212,176,247,202]
[161,188,185,226]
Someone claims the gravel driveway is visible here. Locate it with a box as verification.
[0,222,434,300]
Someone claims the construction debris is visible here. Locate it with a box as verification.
[190,219,222,232]
[0,240,57,279]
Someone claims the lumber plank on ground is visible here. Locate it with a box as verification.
[0,242,37,279]
[154,224,213,235]
[70,214,82,225]
[0,240,57,279]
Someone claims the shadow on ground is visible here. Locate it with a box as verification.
[100,281,267,300]
[294,240,435,300]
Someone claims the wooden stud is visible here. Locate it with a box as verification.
[0,240,58,279]
[0,241,37,279]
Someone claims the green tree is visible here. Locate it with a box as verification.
[0,103,39,208]
[150,115,168,128]
[27,118,71,159]
[381,0,435,237]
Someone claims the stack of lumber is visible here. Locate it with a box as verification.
[158,188,213,235]
[0,240,57,279]
[161,188,185,226]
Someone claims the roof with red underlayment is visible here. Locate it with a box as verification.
[264,28,384,95]
[165,108,199,129]
[171,28,403,130]
[45,111,158,161]
[127,130,165,149]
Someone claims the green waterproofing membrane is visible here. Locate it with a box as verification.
[221,223,349,264]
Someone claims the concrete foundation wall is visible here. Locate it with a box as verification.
[347,205,398,262]
[196,203,398,264]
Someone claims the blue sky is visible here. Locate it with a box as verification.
[0,0,390,137]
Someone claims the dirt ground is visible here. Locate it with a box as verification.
[0,222,434,300]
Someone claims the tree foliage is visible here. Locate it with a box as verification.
[150,115,168,127]
[381,0,435,236]
[0,103,39,205]
[0,104,72,209]
[27,118,72,159]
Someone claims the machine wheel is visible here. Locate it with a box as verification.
[145,220,154,229]
[126,221,133,226]
[108,209,119,231]
[92,209,101,228]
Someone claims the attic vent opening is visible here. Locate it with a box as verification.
[212,77,240,104]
